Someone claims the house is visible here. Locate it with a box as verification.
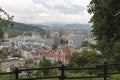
[21,47,32,59]
[40,49,55,63]
[31,51,41,66]
[0,58,25,72]
[39,46,77,65]
[45,38,54,48]
[54,46,77,64]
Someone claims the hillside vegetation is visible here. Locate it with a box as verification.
[6,22,49,37]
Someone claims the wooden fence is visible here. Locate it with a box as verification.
[0,62,120,80]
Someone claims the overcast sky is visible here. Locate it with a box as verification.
[0,0,91,24]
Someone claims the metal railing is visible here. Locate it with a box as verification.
[0,62,120,80]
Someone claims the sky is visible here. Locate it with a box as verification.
[0,0,91,24]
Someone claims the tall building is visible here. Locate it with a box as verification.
[3,32,9,40]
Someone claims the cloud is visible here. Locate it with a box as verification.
[32,0,86,14]
[32,0,72,8]
[0,0,91,24]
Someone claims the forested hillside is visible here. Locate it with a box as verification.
[6,22,49,37]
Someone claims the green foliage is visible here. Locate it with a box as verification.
[0,7,14,40]
[66,72,120,80]
[88,0,120,62]
[37,57,59,78]
[60,38,68,44]
[39,57,53,67]
[6,22,50,37]
[0,50,7,59]
[52,44,57,50]
[0,74,15,80]
[12,54,21,58]
[88,0,120,42]
[38,57,53,76]
[68,50,102,67]
[82,41,89,47]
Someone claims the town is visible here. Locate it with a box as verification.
[0,0,120,79]
[0,27,94,72]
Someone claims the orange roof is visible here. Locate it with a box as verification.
[43,51,54,57]
[40,49,54,57]
[40,49,49,54]
[62,47,71,53]
[31,52,37,56]
[56,47,77,59]
[58,47,76,54]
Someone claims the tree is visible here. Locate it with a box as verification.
[39,57,52,67]
[60,38,68,44]
[68,50,102,67]
[88,0,120,62]
[13,54,22,58]
[52,44,57,50]
[39,57,53,76]
[0,7,14,40]
[0,50,7,59]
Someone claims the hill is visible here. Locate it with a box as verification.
[31,23,91,30]
[51,24,91,30]
[6,22,50,37]
[32,24,51,30]
[62,24,91,29]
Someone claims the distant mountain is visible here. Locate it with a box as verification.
[62,24,91,29]
[46,24,91,30]
[44,23,64,28]
[6,22,49,37]
[32,24,51,29]
[31,23,91,30]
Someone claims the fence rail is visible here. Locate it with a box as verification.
[0,62,120,80]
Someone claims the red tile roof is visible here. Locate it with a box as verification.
[62,47,71,53]
[40,49,49,54]
[31,52,37,56]
[40,49,54,57]
[43,51,54,57]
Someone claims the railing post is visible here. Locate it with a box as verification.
[60,64,65,80]
[15,68,19,80]
[104,62,107,80]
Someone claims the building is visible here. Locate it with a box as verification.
[39,46,77,65]
[3,32,9,40]
[31,32,41,41]
[31,51,41,66]
[0,58,25,72]
[54,46,77,64]
[68,34,83,48]
[45,38,54,48]
[41,51,55,63]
